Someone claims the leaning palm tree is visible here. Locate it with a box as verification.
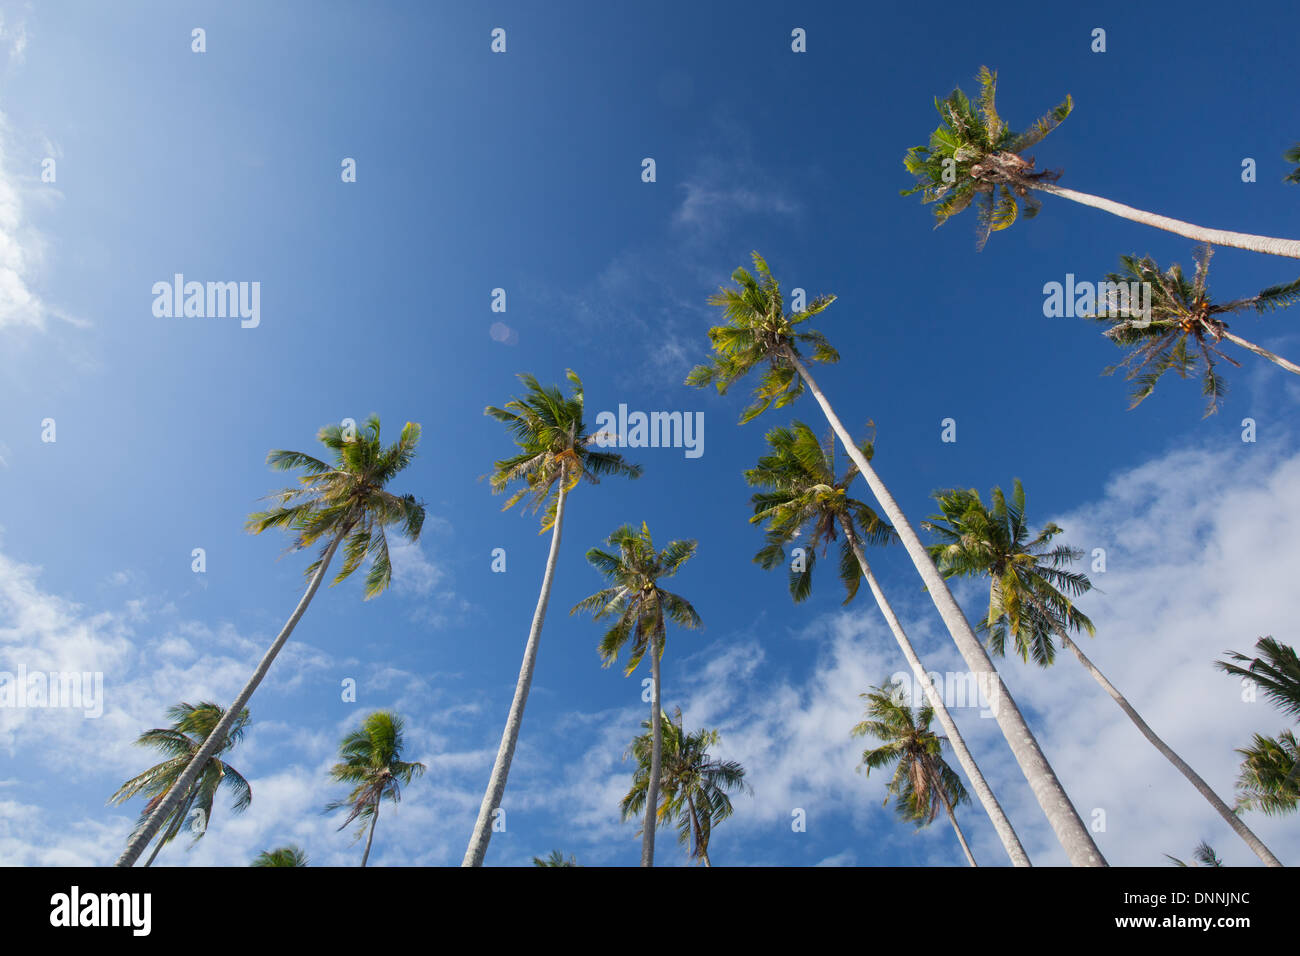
[251,845,309,867]
[622,708,748,866]
[1091,248,1300,417]
[1232,731,1300,816]
[1165,841,1224,867]
[531,850,580,867]
[571,522,700,867]
[114,415,426,867]
[109,702,251,867]
[745,420,1030,866]
[902,66,1300,258]
[324,711,425,867]
[853,683,977,866]
[925,479,1282,867]
[687,252,1105,865]
[464,371,642,866]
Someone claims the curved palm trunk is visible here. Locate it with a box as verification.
[840,519,1031,866]
[115,527,349,867]
[143,782,199,868]
[1032,183,1300,259]
[786,348,1106,866]
[1218,330,1300,376]
[642,637,664,867]
[463,482,570,866]
[687,792,710,866]
[360,799,380,868]
[935,778,977,867]
[1025,593,1283,868]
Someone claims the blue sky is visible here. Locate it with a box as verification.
[2,0,1299,867]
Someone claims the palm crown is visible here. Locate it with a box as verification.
[924,479,1094,666]
[902,66,1072,248]
[1216,637,1300,722]
[1285,144,1300,185]
[324,711,426,838]
[686,252,839,424]
[247,414,426,598]
[571,522,701,673]
[745,420,893,603]
[251,845,309,867]
[486,370,641,531]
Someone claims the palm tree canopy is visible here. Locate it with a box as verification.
[852,682,969,827]
[531,850,580,867]
[1232,731,1299,815]
[745,420,894,603]
[571,522,701,674]
[486,370,642,531]
[924,479,1094,666]
[1285,143,1300,185]
[108,701,252,845]
[1165,841,1224,867]
[902,66,1071,248]
[621,708,749,861]
[1216,637,1300,722]
[324,711,426,838]
[1091,247,1300,416]
[247,414,427,598]
[252,845,309,867]
[685,252,839,424]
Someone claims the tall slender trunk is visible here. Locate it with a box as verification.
[934,774,977,867]
[360,798,380,868]
[1026,592,1283,868]
[642,635,663,867]
[115,526,350,867]
[143,782,199,868]
[786,348,1106,866]
[1218,330,1300,376]
[688,792,710,866]
[1031,183,1300,259]
[840,518,1031,866]
[463,480,570,866]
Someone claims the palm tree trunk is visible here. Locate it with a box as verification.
[115,525,351,867]
[143,782,198,868]
[688,792,710,866]
[1218,329,1300,376]
[360,798,380,868]
[642,636,664,867]
[1031,183,1300,259]
[463,480,570,866]
[1025,591,1283,868]
[936,778,978,867]
[839,518,1031,866]
[785,347,1106,866]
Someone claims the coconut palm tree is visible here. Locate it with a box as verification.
[1091,248,1300,416]
[1285,144,1300,185]
[687,252,1105,865]
[251,845,309,867]
[531,850,580,867]
[464,371,642,866]
[853,683,977,866]
[1217,638,1300,813]
[621,708,748,866]
[1217,637,1300,721]
[109,702,251,867]
[114,415,426,867]
[571,522,700,867]
[925,479,1282,867]
[745,420,1030,866]
[1165,841,1224,867]
[902,66,1300,258]
[324,711,425,867]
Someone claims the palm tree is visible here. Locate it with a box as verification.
[1165,841,1224,867]
[1092,248,1300,416]
[115,415,426,867]
[621,708,748,866]
[1218,637,1300,813]
[109,702,251,867]
[745,420,1030,866]
[464,370,642,866]
[925,479,1282,867]
[571,522,700,867]
[1285,144,1300,185]
[902,67,1300,258]
[1217,637,1300,721]
[687,252,1105,865]
[324,711,425,867]
[251,845,309,867]
[531,850,580,867]
[853,683,977,866]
